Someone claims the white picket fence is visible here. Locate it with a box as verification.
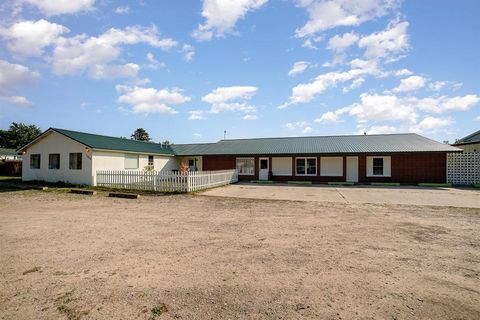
[96,169,238,192]
[447,152,480,185]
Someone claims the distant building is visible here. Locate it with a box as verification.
[453,130,480,152]
[0,148,22,161]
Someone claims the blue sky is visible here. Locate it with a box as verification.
[0,0,479,144]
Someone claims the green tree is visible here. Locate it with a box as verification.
[131,128,151,141]
[161,140,171,145]
[0,122,41,149]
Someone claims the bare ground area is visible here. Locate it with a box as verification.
[0,189,479,320]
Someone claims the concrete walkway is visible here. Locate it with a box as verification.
[201,183,480,208]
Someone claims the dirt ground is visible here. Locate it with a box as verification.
[0,189,479,320]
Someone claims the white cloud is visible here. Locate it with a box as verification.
[115,6,130,14]
[413,94,480,113]
[347,93,418,124]
[327,32,358,52]
[243,114,258,120]
[342,77,364,93]
[116,85,190,114]
[53,25,177,78]
[192,0,268,41]
[180,44,195,61]
[409,116,453,133]
[393,68,413,77]
[302,39,317,50]
[285,121,313,134]
[295,0,399,37]
[146,52,166,70]
[188,110,205,120]
[314,111,339,123]
[358,21,409,60]
[202,86,258,114]
[428,81,446,91]
[22,0,96,15]
[0,60,39,106]
[393,75,426,93]
[0,95,32,106]
[280,64,377,108]
[0,19,69,56]
[88,63,140,79]
[288,61,309,77]
[475,116,480,121]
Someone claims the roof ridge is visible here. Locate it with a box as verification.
[219,133,416,142]
[53,128,167,146]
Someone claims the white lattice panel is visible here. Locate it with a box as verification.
[447,152,480,185]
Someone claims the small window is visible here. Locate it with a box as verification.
[30,154,40,169]
[69,153,82,170]
[236,158,254,175]
[372,158,384,176]
[296,158,305,175]
[296,157,317,176]
[260,159,268,170]
[148,155,154,166]
[48,154,60,170]
[125,154,139,169]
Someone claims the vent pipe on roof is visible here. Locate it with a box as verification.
[364,131,366,135]
[224,130,226,140]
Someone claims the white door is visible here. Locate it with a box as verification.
[259,158,269,180]
[346,156,358,182]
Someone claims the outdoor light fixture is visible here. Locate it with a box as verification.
[22,150,26,155]
[85,147,90,152]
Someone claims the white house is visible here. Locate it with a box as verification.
[18,128,182,185]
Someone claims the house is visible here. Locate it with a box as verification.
[0,148,22,161]
[18,127,461,185]
[452,130,480,153]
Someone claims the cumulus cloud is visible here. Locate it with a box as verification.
[188,110,205,120]
[115,6,130,14]
[0,19,69,56]
[295,0,399,38]
[358,20,409,60]
[88,63,140,79]
[0,60,39,106]
[327,32,358,52]
[180,44,195,61]
[409,116,453,133]
[202,86,258,114]
[192,0,268,41]
[342,77,365,93]
[288,61,309,77]
[286,121,313,134]
[243,114,258,120]
[53,25,177,78]
[116,85,190,114]
[393,75,426,93]
[358,125,397,135]
[22,0,96,15]
[146,52,166,70]
[314,111,340,123]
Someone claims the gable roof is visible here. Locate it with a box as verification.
[171,133,461,155]
[18,128,174,156]
[453,129,480,145]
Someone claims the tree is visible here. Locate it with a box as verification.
[0,122,41,149]
[131,128,151,141]
[161,140,171,145]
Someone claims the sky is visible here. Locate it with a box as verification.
[0,0,479,144]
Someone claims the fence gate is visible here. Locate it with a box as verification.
[447,152,480,185]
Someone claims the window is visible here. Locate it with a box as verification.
[30,154,40,169]
[296,157,317,176]
[48,154,60,170]
[236,158,254,175]
[260,159,268,170]
[69,153,82,170]
[372,158,384,176]
[124,154,139,169]
[188,159,196,171]
[148,155,154,166]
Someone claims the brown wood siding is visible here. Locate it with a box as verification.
[203,153,447,184]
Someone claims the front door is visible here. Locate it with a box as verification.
[259,158,269,180]
[346,156,358,182]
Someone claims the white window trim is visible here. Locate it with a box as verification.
[366,156,392,177]
[236,157,255,176]
[295,157,317,176]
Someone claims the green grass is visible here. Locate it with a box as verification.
[288,181,312,185]
[250,180,273,184]
[328,181,354,186]
[417,183,452,187]
[0,176,21,182]
[370,182,400,186]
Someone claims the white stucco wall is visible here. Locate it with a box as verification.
[22,131,93,185]
[320,157,343,176]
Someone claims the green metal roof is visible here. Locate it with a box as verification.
[52,128,174,155]
[171,133,461,156]
[0,148,18,156]
[453,129,480,145]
